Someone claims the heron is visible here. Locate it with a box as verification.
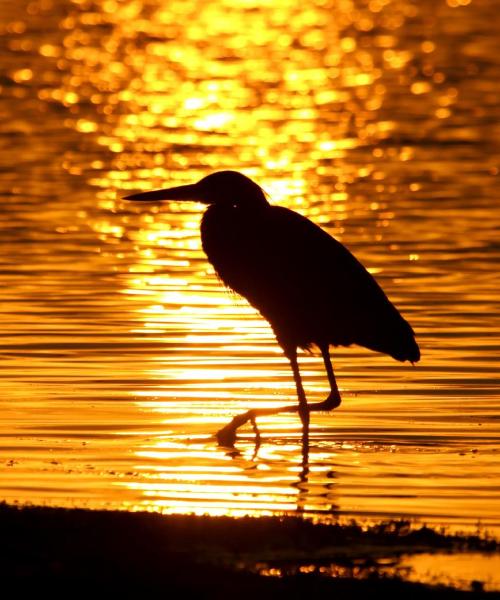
[124,171,420,447]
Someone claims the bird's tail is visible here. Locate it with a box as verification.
[361,315,420,364]
[390,326,420,363]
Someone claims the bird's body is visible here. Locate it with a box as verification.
[201,199,419,362]
[125,171,420,446]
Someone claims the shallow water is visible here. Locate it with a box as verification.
[402,552,500,593]
[259,551,500,592]
[0,0,499,546]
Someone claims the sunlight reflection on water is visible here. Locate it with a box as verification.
[0,0,499,541]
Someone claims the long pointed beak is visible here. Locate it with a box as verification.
[123,183,203,202]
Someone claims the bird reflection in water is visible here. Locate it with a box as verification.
[125,171,420,465]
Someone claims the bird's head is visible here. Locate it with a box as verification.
[123,170,269,208]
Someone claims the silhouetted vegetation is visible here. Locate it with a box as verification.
[1,503,497,597]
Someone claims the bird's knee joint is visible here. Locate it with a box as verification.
[325,394,341,410]
[299,406,310,426]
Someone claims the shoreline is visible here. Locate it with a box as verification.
[1,502,498,597]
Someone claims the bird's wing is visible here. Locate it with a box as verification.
[259,207,392,319]
[203,204,419,361]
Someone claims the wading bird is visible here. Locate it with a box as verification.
[124,171,419,447]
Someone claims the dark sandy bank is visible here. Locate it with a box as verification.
[0,503,498,598]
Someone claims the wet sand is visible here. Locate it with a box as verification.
[1,503,498,597]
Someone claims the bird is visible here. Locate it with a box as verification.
[124,171,420,446]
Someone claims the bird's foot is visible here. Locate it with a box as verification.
[250,415,261,447]
[215,423,238,447]
[215,410,261,448]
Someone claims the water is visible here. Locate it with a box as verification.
[0,0,499,541]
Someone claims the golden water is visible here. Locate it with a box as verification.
[0,0,499,542]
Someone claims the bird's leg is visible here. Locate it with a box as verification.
[288,348,310,445]
[322,347,341,407]
[309,345,341,411]
[215,348,333,448]
[215,348,340,447]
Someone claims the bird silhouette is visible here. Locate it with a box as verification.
[124,171,420,447]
